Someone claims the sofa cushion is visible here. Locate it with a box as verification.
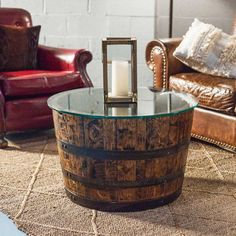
[0,70,86,97]
[170,72,236,115]
[0,25,40,71]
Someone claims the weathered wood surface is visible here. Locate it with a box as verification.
[53,110,193,211]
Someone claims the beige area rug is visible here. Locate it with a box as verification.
[0,130,235,236]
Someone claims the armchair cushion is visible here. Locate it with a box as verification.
[0,24,41,71]
[173,19,236,79]
[170,72,236,115]
[0,70,86,97]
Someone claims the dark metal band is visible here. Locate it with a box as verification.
[58,139,189,161]
[62,168,184,189]
[65,188,182,212]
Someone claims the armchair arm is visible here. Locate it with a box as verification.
[146,38,190,89]
[37,45,93,87]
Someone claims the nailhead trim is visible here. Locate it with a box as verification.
[150,46,167,89]
[191,133,236,153]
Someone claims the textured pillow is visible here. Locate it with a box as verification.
[0,25,41,71]
[173,19,236,79]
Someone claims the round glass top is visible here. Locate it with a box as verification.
[47,87,198,119]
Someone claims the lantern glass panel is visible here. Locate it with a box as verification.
[107,44,132,94]
[108,44,131,61]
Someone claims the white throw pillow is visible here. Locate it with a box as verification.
[173,19,236,79]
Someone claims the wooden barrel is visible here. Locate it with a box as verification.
[53,109,193,211]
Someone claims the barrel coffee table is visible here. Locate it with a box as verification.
[48,87,198,211]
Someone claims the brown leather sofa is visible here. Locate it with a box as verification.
[146,27,236,153]
[0,8,93,148]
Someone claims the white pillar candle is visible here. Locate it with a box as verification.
[111,60,129,96]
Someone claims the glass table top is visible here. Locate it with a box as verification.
[47,87,198,119]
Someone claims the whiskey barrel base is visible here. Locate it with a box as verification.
[65,188,182,212]
[53,110,194,211]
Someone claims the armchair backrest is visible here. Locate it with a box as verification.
[0,8,32,27]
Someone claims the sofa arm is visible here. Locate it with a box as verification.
[146,38,190,89]
[37,45,93,87]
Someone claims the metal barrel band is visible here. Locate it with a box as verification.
[62,168,184,189]
[65,188,182,212]
[58,139,190,161]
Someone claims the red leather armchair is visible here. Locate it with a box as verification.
[0,8,93,148]
[146,22,236,153]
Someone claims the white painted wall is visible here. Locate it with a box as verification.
[0,0,235,87]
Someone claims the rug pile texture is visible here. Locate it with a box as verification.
[0,130,235,236]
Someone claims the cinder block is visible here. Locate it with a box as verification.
[45,36,67,48]
[45,36,89,49]
[64,37,89,49]
[67,15,108,37]
[89,37,103,60]
[156,16,169,38]
[45,0,87,14]
[108,16,131,37]
[131,17,154,40]
[107,0,155,16]
[137,64,153,87]
[33,15,67,37]
[89,0,107,15]
[136,40,150,66]
[1,0,44,14]
[87,60,103,87]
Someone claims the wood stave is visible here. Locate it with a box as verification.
[65,188,182,212]
[58,147,188,184]
[53,110,193,211]
[62,167,185,189]
[63,175,184,204]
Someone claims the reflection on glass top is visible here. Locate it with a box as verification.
[47,87,198,119]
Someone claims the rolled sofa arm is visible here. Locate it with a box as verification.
[37,45,93,87]
[146,38,188,89]
[76,49,93,87]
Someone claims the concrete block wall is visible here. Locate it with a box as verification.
[0,0,235,87]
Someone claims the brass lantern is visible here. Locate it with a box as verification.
[102,37,137,103]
